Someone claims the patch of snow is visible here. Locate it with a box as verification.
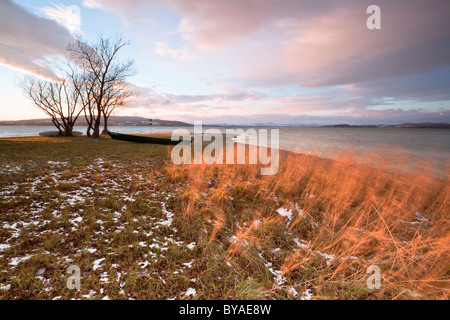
[300,288,313,300]
[0,244,11,252]
[66,193,86,206]
[70,216,83,225]
[100,272,109,283]
[138,241,147,247]
[0,284,11,291]
[289,287,298,298]
[293,238,311,250]
[10,254,33,266]
[0,165,22,174]
[143,230,153,237]
[182,260,195,268]
[82,290,96,299]
[158,202,174,227]
[123,195,135,202]
[185,288,196,297]
[2,222,21,239]
[317,251,336,265]
[277,208,293,222]
[187,242,196,250]
[93,258,105,271]
[258,253,286,286]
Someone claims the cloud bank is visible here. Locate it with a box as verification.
[41,4,82,35]
[0,0,76,76]
[81,0,450,86]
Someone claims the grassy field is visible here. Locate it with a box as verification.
[0,135,448,300]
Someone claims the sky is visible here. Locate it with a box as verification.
[0,0,449,125]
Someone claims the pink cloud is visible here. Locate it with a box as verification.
[281,1,450,86]
[41,4,82,35]
[173,0,286,50]
[154,41,195,61]
[81,0,450,87]
[0,0,76,76]
[166,0,450,87]
[82,0,325,49]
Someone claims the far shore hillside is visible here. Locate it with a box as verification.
[0,116,193,127]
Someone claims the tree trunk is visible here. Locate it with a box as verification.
[64,125,74,137]
[93,119,101,138]
[85,107,93,137]
[92,107,101,138]
[86,117,93,137]
[91,102,101,138]
[101,113,109,134]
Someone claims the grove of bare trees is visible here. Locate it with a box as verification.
[21,35,135,138]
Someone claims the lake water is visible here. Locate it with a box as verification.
[1,125,449,175]
[277,127,449,176]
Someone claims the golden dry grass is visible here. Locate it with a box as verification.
[164,146,450,299]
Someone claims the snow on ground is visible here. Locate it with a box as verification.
[0,157,357,300]
[300,288,313,300]
[0,244,11,251]
[9,254,33,267]
[158,202,174,227]
[276,207,293,223]
[0,284,11,291]
[0,165,23,175]
[258,253,287,287]
[93,258,106,271]
[184,288,197,297]
[0,158,201,300]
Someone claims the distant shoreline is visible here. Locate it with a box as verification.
[0,116,448,129]
[0,116,192,127]
[0,123,449,129]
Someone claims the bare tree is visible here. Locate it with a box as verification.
[21,75,84,137]
[64,63,97,137]
[101,80,134,134]
[67,35,136,138]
